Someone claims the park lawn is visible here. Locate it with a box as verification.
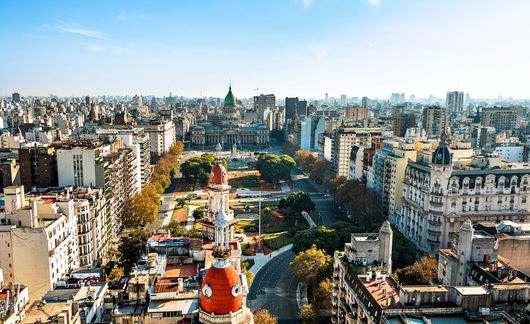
[228,174,260,188]
[264,232,293,250]
[235,220,257,233]
[172,206,189,224]
[188,201,208,207]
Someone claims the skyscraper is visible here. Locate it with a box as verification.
[446,91,464,113]
[253,94,276,121]
[422,106,447,138]
[11,92,20,103]
[285,97,307,120]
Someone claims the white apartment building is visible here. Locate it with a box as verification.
[299,115,326,151]
[0,186,79,302]
[494,144,526,163]
[395,139,530,254]
[143,120,176,161]
[330,128,382,177]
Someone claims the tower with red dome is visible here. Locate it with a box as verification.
[199,146,253,323]
[201,143,237,242]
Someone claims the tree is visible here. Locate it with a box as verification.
[278,192,315,215]
[292,226,341,255]
[290,245,332,286]
[392,226,418,270]
[108,266,125,282]
[300,304,319,323]
[331,178,384,231]
[192,207,205,220]
[166,220,201,238]
[180,153,217,185]
[176,197,187,208]
[118,229,150,272]
[255,153,296,185]
[314,278,333,310]
[394,255,438,285]
[330,221,363,246]
[253,309,278,324]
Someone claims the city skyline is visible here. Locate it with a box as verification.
[2,0,530,98]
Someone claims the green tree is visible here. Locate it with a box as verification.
[314,278,333,310]
[394,255,438,285]
[278,192,315,215]
[255,153,295,185]
[118,229,150,272]
[330,221,363,246]
[176,197,187,208]
[292,226,341,255]
[192,207,205,220]
[290,245,332,286]
[253,309,278,324]
[180,153,217,185]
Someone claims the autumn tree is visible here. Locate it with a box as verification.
[253,309,278,324]
[314,278,333,310]
[107,266,125,282]
[290,245,332,286]
[394,254,438,285]
[300,304,319,323]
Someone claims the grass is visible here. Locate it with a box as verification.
[172,206,189,224]
[188,201,208,207]
[264,232,293,250]
[228,174,260,188]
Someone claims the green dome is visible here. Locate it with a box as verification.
[224,85,236,107]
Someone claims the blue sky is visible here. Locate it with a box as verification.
[1,0,530,99]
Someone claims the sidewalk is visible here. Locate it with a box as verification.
[244,243,293,275]
[186,205,199,230]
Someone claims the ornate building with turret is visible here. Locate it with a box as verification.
[395,136,530,254]
[190,85,269,149]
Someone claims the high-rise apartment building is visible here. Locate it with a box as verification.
[0,186,79,302]
[299,116,326,151]
[446,91,464,113]
[253,94,275,122]
[392,112,416,137]
[11,92,20,103]
[422,106,447,138]
[344,106,369,122]
[330,127,382,177]
[285,97,307,120]
[143,120,176,162]
[480,107,521,132]
[19,147,58,191]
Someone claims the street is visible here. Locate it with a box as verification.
[291,168,348,227]
[248,250,301,323]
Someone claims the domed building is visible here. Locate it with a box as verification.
[222,85,239,119]
[199,147,253,324]
[189,84,270,150]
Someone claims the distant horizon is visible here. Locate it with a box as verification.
[2,1,530,99]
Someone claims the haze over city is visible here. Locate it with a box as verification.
[2,0,530,98]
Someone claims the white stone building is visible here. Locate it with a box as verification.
[0,186,79,302]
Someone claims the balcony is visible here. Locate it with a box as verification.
[430,200,443,207]
[428,228,441,235]
[429,219,442,226]
[427,238,441,245]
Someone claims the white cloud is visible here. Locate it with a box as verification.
[302,0,313,8]
[86,44,105,52]
[58,26,107,39]
[368,0,380,7]
[362,40,374,48]
[116,12,149,21]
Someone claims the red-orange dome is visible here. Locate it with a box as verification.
[210,163,228,186]
[200,265,243,315]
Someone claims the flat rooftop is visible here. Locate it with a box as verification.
[353,233,380,241]
[361,276,401,309]
[454,286,489,295]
